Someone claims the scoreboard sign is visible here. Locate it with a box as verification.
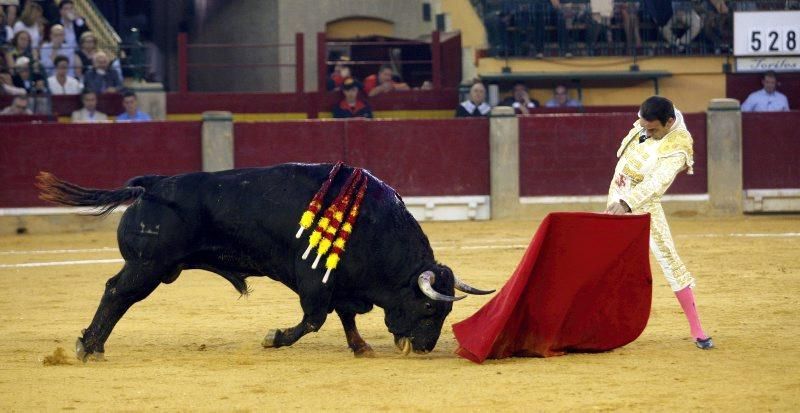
[734,11,800,56]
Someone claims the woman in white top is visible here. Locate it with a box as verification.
[12,2,43,49]
[47,55,82,95]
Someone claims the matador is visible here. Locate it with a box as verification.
[605,96,714,350]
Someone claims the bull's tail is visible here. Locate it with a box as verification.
[36,172,146,216]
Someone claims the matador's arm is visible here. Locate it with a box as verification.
[622,155,687,210]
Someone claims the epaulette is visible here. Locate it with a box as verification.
[658,129,695,174]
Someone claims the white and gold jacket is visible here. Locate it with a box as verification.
[607,110,694,211]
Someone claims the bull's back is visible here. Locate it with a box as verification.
[117,163,429,286]
[198,165,331,238]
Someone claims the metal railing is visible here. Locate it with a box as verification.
[74,0,121,54]
[474,0,799,57]
[317,31,449,92]
[177,33,304,93]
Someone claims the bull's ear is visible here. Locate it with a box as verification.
[418,271,465,302]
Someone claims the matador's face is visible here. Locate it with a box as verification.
[640,117,675,140]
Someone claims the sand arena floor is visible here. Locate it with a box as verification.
[0,214,798,411]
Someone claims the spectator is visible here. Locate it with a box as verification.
[5,30,37,72]
[326,55,355,91]
[741,71,790,112]
[47,55,81,94]
[74,31,122,81]
[0,93,31,114]
[116,90,151,121]
[499,82,540,114]
[2,1,18,27]
[530,0,569,57]
[1,6,13,48]
[363,64,410,97]
[38,0,60,26]
[0,67,26,95]
[11,56,45,95]
[418,80,433,90]
[82,50,122,94]
[586,0,614,54]
[456,81,491,117]
[74,30,96,74]
[644,0,674,28]
[697,0,731,54]
[332,77,372,119]
[619,1,643,51]
[54,0,87,48]
[482,0,511,57]
[40,24,77,77]
[12,1,44,49]
[545,84,582,108]
[661,1,702,52]
[71,89,107,122]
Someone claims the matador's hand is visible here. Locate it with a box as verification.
[605,200,631,215]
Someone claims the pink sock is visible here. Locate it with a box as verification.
[675,287,708,340]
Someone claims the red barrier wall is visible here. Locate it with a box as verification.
[234,118,490,196]
[234,121,346,166]
[0,122,202,208]
[742,111,800,189]
[520,113,707,197]
[345,119,489,196]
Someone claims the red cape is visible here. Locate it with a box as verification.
[452,212,652,363]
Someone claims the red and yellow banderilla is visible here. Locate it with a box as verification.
[302,168,362,263]
[295,162,343,239]
[322,175,367,283]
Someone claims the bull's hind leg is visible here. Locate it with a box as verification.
[77,261,174,362]
[336,309,375,358]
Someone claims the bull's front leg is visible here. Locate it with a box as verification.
[336,309,375,358]
[262,267,331,349]
[261,314,324,348]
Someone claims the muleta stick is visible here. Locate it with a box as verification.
[295,161,343,238]
[322,175,367,283]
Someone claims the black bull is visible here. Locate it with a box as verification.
[37,163,493,361]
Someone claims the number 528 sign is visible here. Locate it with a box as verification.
[734,11,800,56]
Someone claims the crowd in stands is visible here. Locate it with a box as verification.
[478,0,797,57]
[455,80,585,117]
[329,59,421,119]
[326,55,789,119]
[452,70,789,117]
[0,0,150,121]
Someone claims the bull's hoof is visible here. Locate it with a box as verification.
[88,352,106,361]
[261,329,279,348]
[76,337,106,363]
[76,337,88,362]
[353,344,375,358]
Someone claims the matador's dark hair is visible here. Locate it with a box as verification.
[639,96,675,126]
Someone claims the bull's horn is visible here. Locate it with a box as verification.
[418,271,465,302]
[454,276,495,295]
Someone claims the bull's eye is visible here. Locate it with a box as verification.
[424,302,433,310]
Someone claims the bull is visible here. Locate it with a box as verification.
[36,163,493,361]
